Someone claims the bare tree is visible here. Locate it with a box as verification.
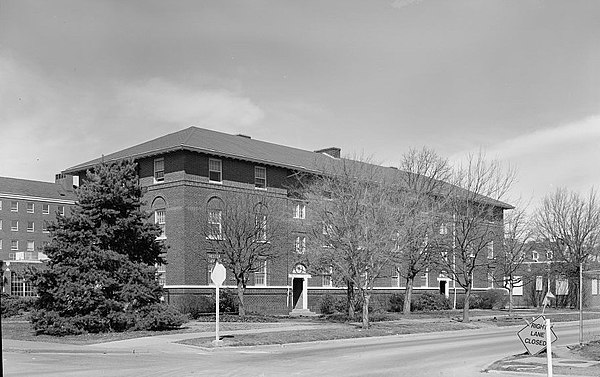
[494,200,534,315]
[202,191,290,317]
[439,151,516,322]
[394,147,451,314]
[535,188,600,308]
[304,157,397,328]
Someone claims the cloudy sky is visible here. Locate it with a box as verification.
[1,0,599,207]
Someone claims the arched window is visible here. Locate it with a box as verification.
[207,197,224,240]
[152,197,167,239]
[254,203,267,242]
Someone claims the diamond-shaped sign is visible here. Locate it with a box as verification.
[517,315,558,355]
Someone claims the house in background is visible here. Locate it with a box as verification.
[63,126,512,314]
[0,175,76,296]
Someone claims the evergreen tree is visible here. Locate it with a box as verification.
[32,160,185,335]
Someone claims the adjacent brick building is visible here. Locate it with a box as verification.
[64,126,514,314]
[0,175,76,296]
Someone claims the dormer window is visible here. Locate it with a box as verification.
[255,166,266,189]
[154,158,165,182]
[209,158,222,183]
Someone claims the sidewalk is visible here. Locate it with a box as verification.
[2,322,343,355]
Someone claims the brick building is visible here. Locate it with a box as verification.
[64,126,512,314]
[0,175,76,296]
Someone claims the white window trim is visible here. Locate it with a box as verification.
[27,221,34,232]
[26,202,34,213]
[27,240,35,252]
[11,240,19,250]
[11,201,18,212]
[293,203,306,219]
[154,158,165,183]
[254,260,267,286]
[207,209,223,240]
[295,236,306,254]
[42,204,50,214]
[11,220,18,231]
[155,209,166,239]
[58,206,65,216]
[254,166,267,189]
[209,158,222,183]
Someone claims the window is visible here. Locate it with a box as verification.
[27,240,34,252]
[0,219,2,230]
[255,213,267,242]
[488,272,495,288]
[421,269,429,287]
[11,272,35,297]
[11,240,18,250]
[439,223,448,235]
[154,158,165,182]
[556,278,569,295]
[11,201,18,212]
[295,236,306,254]
[42,204,50,214]
[532,250,539,262]
[255,166,266,189]
[209,158,222,183]
[42,221,49,233]
[391,266,400,287]
[0,239,2,250]
[58,206,65,216]
[26,202,34,213]
[254,260,267,286]
[11,220,18,231]
[208,209,222,239]
[0,200,2,210]
[510,276,523,296]
[156,264,166,286]
[322,267,333,287]
[592,279,598,295]
[293,203,306,219]
[487,241,494,259]
[27,221,34,232]
[536,276,543,291]
[546,250,553,260]
[155,209,166,239]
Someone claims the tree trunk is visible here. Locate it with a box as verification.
[508,287,514,317]
[347,281,355,319]
[237,281,246,317]
[362,291,370,329]
[403,277,414,315]
[462,287,471,323]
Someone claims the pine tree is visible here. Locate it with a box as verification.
[31,160,185,335]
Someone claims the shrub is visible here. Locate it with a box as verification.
[131,304,187,331]
[214,289,239,314]
[1,294,37,318]
[31,304,186,335]
[411,292,451,311]
[319,294,337,314]
[179,295,215,319]
[389,293,405,312]
[473,289,508,310]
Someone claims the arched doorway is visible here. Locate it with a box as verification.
[289,264,312,314]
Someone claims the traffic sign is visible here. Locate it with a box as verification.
[211,262,226,287]
[517,315,558,355]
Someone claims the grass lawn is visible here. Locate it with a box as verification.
[177,319,480,348]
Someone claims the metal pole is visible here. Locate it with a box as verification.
[546,318,553,377]
[215,285,220,343]
[579,261,583,345]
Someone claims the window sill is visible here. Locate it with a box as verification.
[209,180,223,185]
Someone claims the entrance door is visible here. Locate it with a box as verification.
[292,278,303,309]
[439,280,447,296]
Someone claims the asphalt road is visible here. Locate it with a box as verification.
[4,320,598,377]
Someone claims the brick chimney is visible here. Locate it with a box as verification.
[55,173,75,192]
[314,147,341,158]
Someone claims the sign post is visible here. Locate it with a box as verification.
[517,315,558,356]
[546,318,553,377]
[210,261,226,347]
